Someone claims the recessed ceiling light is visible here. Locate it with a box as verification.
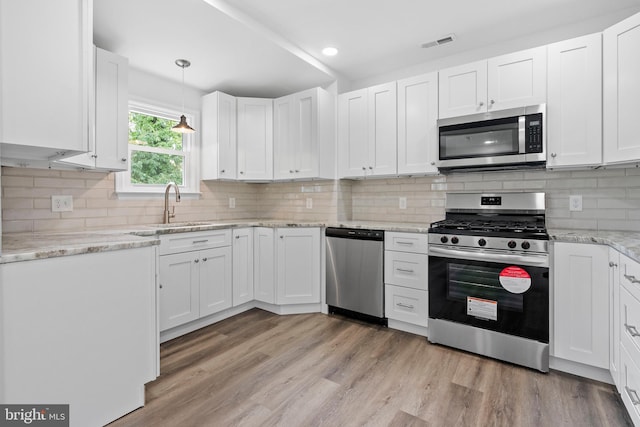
[322,47,339,56]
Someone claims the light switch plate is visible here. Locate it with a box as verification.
[306,198,313,209]
[229,197,236,209]
[399,197,407,210]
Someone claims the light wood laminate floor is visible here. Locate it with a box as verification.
[110,309,632,426]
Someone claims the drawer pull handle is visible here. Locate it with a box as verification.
[397,302,415,310]
[193,239,209,244]
[625,323,640,338]
[396,268,415,274]
[624,274,640,284]
[396,241,414,246]
[626,386,640,406]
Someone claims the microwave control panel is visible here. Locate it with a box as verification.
[525,113,543,153]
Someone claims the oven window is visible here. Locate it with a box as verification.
[447,263,523,312]
[440,120,519,159]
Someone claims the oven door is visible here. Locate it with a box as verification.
[428,247,549,343]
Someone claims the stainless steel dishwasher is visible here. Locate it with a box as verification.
[325,227,386,325]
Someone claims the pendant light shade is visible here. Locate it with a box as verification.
[172,59,195,134]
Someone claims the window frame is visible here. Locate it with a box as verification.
[115,99,200,198]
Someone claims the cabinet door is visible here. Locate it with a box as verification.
[159,252,199,331]
[368,82,397,175]
[547,34,602,168]
[0,0,92,160]
[397,73,438,175]
[487,46,547,111]
[603,12,640,164]
[610,248,621,390]
[237,97,273,180]
[94,47,129,170]
[338,88,369,177]
[276,228,320,305]
[438,60,487,118]
[199,246,232,317]
[553,242,609,369]
[254,227,275,304]
[201,91,237,180]
[232,228,254,306]
[293,88,319,178]
[273,95,295,179]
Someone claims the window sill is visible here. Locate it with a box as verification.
[115,191,202,200]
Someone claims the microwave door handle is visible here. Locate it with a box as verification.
[428,246,548,267]
[518,116,526,154]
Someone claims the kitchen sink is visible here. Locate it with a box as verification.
[149,221,215,228]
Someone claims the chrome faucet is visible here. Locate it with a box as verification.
[163,182,181,224]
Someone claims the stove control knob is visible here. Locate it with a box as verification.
[478,238,487,247]
[440,236,448,244]
[451,236,459,244]
[521,241,531,250]
[508,240,517,249]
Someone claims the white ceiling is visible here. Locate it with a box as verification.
[94,0,640,98]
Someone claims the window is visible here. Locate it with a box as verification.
[116,101,199,196]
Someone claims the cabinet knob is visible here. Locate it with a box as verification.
[369,166,373,170]
[221,169,225,173]
[551,153,557,158]
[194,259,200,263]
[235,235,240,239]
[609,261,618,267]
[289,170,294,173]
[479,102,484,107]
[202,257,208,262]
[490,99,495,105]
[240,171,244,175]
[121,157,127,162]
[280,235,284,239]
[431,161,436,166]
[159,284,163,289]
[295,169,299,173]
[91,154,98,159]
[362,166,366,171]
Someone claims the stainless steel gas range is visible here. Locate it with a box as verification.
[427,192,550,372]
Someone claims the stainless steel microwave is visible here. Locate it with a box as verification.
[437,104,545,172]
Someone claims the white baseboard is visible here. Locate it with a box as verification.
[550,356,614,384]
[388,319,429,337]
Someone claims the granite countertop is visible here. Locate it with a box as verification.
[3,220,640,265]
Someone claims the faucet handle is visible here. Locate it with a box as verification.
[169,205,176,219]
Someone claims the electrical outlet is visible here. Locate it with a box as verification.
[229,197,236,209]
[306,198,313,209]
[569,195,583,212]
[51,195,73,212]
[399,197,407,210]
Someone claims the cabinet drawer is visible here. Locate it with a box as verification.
[622,285,640,358]
[384,251,428,290]
[385,285,428,327]
[620,344,640,426]
[621,254,640,302]
[385,232,428,254]
[159,229,232,255]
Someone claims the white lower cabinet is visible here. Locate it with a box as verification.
[620,344,640,426]
[384,232,428,330]
[158,230,232,331]
[620,252,640,426]
[254,227,276,304]
[553,242,609,369]
[276,227,321,305]
[233,228,254,306]
[610,247,621,390]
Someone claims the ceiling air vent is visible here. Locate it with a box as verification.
[421,34,456,49]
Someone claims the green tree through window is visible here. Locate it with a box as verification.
[128,112,184,185]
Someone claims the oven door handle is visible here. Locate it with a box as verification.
[428,246,549,267]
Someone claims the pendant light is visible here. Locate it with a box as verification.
[172,58,195,133]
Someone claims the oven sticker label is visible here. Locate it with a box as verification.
[499,266,531,294]
[467,296,498,321]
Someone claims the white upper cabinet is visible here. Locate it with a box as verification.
[201,91,237,180]
[58,47,129,171]
[438,60,487,118]
[397,72,439,175]
[0,0,93,163]
[603,12,640,165]
[339,82,397,178]
[237,97,273,181]
[547,33,602,168]
[438,47,547,118]
[273,87,335,180]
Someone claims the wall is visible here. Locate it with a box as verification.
[351,167,640,231]
[3,165,640,233]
